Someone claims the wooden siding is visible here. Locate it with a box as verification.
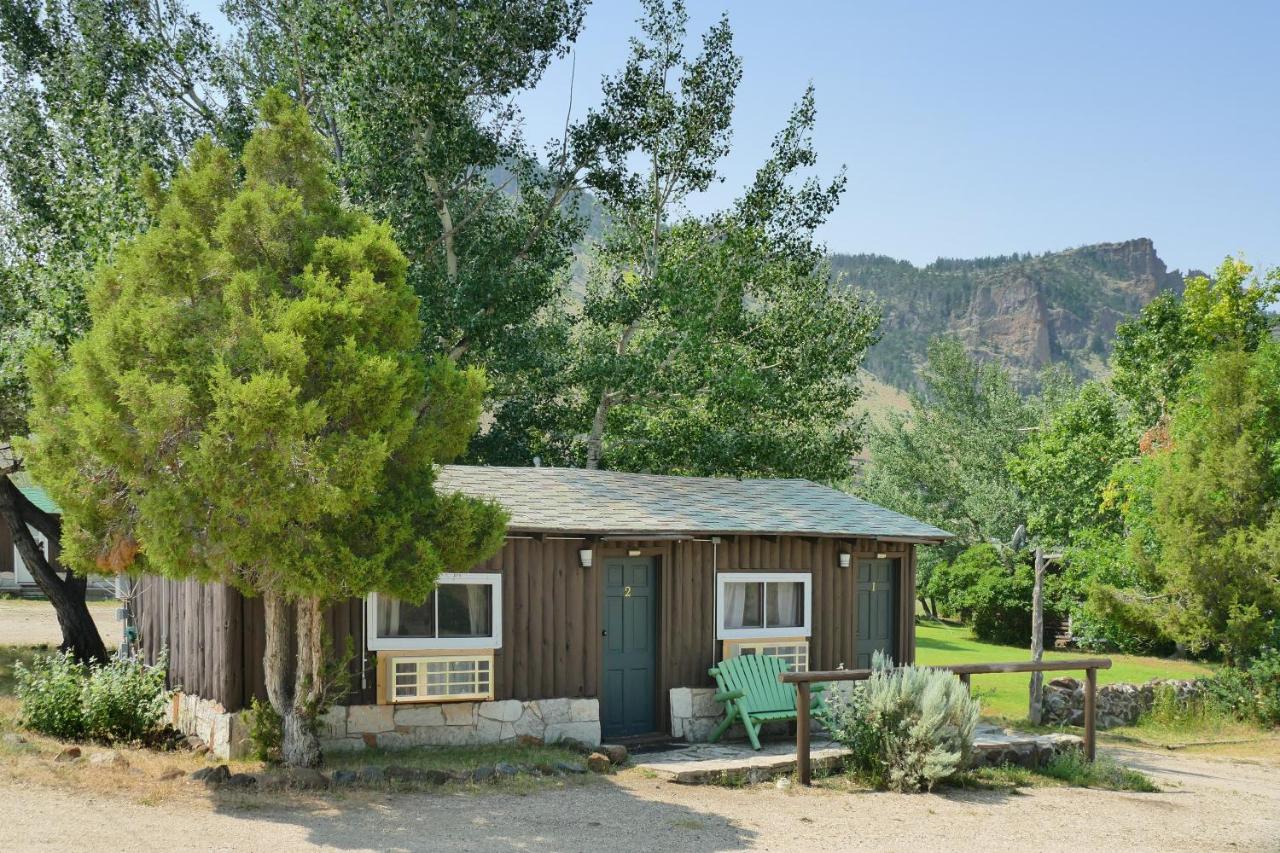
[134,534,919,722]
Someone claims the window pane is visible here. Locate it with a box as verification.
[377,594,435,638]
[437,584,493,638]
[724,582,763,629]
[766,582,805,628]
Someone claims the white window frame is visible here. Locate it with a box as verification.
[715,571,812,640]
[366,573,502,651]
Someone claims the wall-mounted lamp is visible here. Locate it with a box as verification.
[578,548,593,569]
[627,549,642,557]
[876,552,888,560]
[838,552,851,569]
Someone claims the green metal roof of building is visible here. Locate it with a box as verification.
[10,472,60,515]
[437,465,953,542]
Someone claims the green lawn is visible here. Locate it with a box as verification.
[915,620,1213,721]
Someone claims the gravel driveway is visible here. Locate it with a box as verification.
[2,747,1277,852]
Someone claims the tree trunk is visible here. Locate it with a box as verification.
[0,475,107,663]
[585,391,612,470]
[262,589,325,768]
[1028,546,1046,725]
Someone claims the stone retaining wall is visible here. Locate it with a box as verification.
[670,687,725,742]
[169,693,250,760]
[1040,677,1202,729]
[320,698,601,753]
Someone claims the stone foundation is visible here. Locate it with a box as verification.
[320,698,601,753]
[670,687,725,742]
[168,693,250,761]
[1040,677,1202,729]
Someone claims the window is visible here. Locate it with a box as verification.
[366,573,502,651]
[388,654,494,702]
[723,639,809,672]
[716,572,812,640]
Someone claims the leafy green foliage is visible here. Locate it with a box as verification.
[928,543,1063,646]
[0,0,246,437]
[1112,257,1278,427]
[1008,382,1130,545]
[80,652,170,743]
[22,91,505,604]
[15,650,169,743]
[245,696,284,763]
[1037,750,1158,792]
[1200,649,1280,727]
[825,654,980,792]
[14,651,86,739]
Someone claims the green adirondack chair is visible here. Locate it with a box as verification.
[707,654,826,750]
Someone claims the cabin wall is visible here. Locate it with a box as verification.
[136,534,918,718]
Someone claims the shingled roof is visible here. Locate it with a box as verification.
[436,465,952,541]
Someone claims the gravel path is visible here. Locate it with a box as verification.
[0,600,117,647]
[2,747,1277,852]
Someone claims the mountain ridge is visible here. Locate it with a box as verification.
[831,238,1192,392]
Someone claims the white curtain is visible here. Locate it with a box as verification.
[771,582,799,628]
[379,597,402,637]
[467,584,491,636]
[724,582,748,629]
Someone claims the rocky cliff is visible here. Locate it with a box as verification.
[830,238,1189,391]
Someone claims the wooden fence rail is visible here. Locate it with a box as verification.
[779,657,1113,786]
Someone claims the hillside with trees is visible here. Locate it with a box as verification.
[833,238,1191,393]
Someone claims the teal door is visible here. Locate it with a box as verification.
[601,557,657,737]
[856,558,898,669]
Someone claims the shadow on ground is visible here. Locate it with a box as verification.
[209,775,757,852]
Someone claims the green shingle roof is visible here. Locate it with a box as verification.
[437,465,953,541]
[10,472,60,515]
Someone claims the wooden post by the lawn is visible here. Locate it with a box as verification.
[1028,546,1046,725]
[959,672,971,694]
[796,681,811,785]
[1084,667,1097,761]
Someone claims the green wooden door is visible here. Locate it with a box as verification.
[856,558,897,668]
[601,557,658,737]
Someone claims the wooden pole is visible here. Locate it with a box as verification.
[1084,667,1097,762]
[1028,547,1046,725]
[959,672,971,694]
[796,681,811,786]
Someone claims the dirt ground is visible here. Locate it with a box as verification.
[0,745,1276,852]
[0,599,118,647]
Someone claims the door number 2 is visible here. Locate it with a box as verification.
[623,586,633,597]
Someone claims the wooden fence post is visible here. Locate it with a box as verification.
[959,672,971,694]
[796,681,811,786]
[1084,667,1097,762]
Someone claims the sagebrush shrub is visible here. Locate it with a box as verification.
[14,651,87,740]
[825,653,980,792]
[245,696,283,763]
[15,650,170,743]
[81,652,170,743]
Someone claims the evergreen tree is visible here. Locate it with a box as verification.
[23,93,506,765]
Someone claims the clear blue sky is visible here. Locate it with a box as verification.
[197,1,1279,273]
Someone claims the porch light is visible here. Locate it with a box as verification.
[876,552,888,559]
[838,552,851,569]
[578,548,593,569]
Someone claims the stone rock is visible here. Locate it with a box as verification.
[775,777,792,791]
[54,746,82,762]
[515,734,544,748]
[478,700,523,723]
[568,698,597,723]
[331,769,359,785]
[544,721,601,748]
[316,706,347,740]
[347,705,395,735]
[223,772,257,790]
[536,698,571,724]
[385,765,452,785]
[554,760,587,775]
[158,767,185,781]
[493,761,519,778]
[586,752,611,774]
[669,688,693,720]
[690,689,724,719]
[394,705,446,728]
[190,764,230,786]
[89,751,130,769]
[441,702,476,726]
[600,743,628,766]
[470,765,495,783]
[358,766,385,784]
[258,767,329,790]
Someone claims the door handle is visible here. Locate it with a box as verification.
[601,630,608,637]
